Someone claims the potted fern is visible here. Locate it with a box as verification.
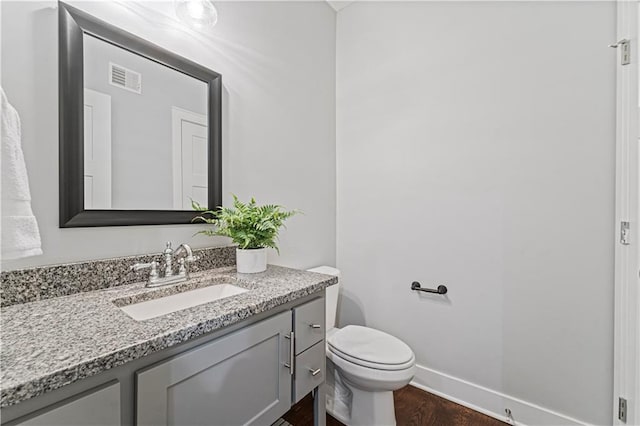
[193,195,298,273]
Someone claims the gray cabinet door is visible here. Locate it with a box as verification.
[14,382,120,426]
[136,311,292,426]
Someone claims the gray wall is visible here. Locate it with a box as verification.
[335,2,615,425]
[83,34,208,210]
[1,0,336,270]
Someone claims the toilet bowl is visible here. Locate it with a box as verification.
[307,267,416,426]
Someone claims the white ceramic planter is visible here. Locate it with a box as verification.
[236,248,267,273]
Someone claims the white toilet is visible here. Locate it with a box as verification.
[307,266,416,426]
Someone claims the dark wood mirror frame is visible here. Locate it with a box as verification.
[59,3,222,227]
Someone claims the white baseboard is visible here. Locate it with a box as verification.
[410,364,592,426]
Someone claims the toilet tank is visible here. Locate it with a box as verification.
[306,266,341,330]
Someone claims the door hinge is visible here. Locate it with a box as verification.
[619,397,627,423]
[610,39,631,66]
[621,222,630,245]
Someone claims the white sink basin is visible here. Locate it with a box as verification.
[119,284,248,321]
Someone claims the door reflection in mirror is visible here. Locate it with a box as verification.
[83,34,208,211]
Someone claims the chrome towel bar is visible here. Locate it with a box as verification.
[411,281,448,295]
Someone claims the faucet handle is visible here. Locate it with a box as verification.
[163,242,173,255]
[178,258,187,276]
[132,261,152,271]
[131,261,159,282]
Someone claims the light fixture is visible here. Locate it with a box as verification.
[175,0,218,28]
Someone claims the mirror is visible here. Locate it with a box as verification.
[83,34,209,211]
[59,3,222,227]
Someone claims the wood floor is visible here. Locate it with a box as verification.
[282,385,507,426]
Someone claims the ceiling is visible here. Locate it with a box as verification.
[326,1,354,12]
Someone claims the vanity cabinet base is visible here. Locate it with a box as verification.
[1,293,327,426]
[137,311,292,426]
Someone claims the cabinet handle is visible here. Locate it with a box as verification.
[309,324,322,329]
[309,368,321,376]
[284,331,295,376]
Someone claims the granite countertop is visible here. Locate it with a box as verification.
[0,265,337,408]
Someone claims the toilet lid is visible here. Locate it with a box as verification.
[327,325,414,368]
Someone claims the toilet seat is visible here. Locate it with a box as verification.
[329,345,416,371]
[327,325,415,371]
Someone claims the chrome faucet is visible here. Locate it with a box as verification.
[131,242,197,287]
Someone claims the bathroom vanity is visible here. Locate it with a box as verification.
[0,251,336,426]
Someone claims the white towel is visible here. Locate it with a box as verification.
[1,87,42,259]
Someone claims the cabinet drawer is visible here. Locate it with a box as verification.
[294,340,325,403]
[293,297,325,354]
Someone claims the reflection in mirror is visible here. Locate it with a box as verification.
[82,34,208,211]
